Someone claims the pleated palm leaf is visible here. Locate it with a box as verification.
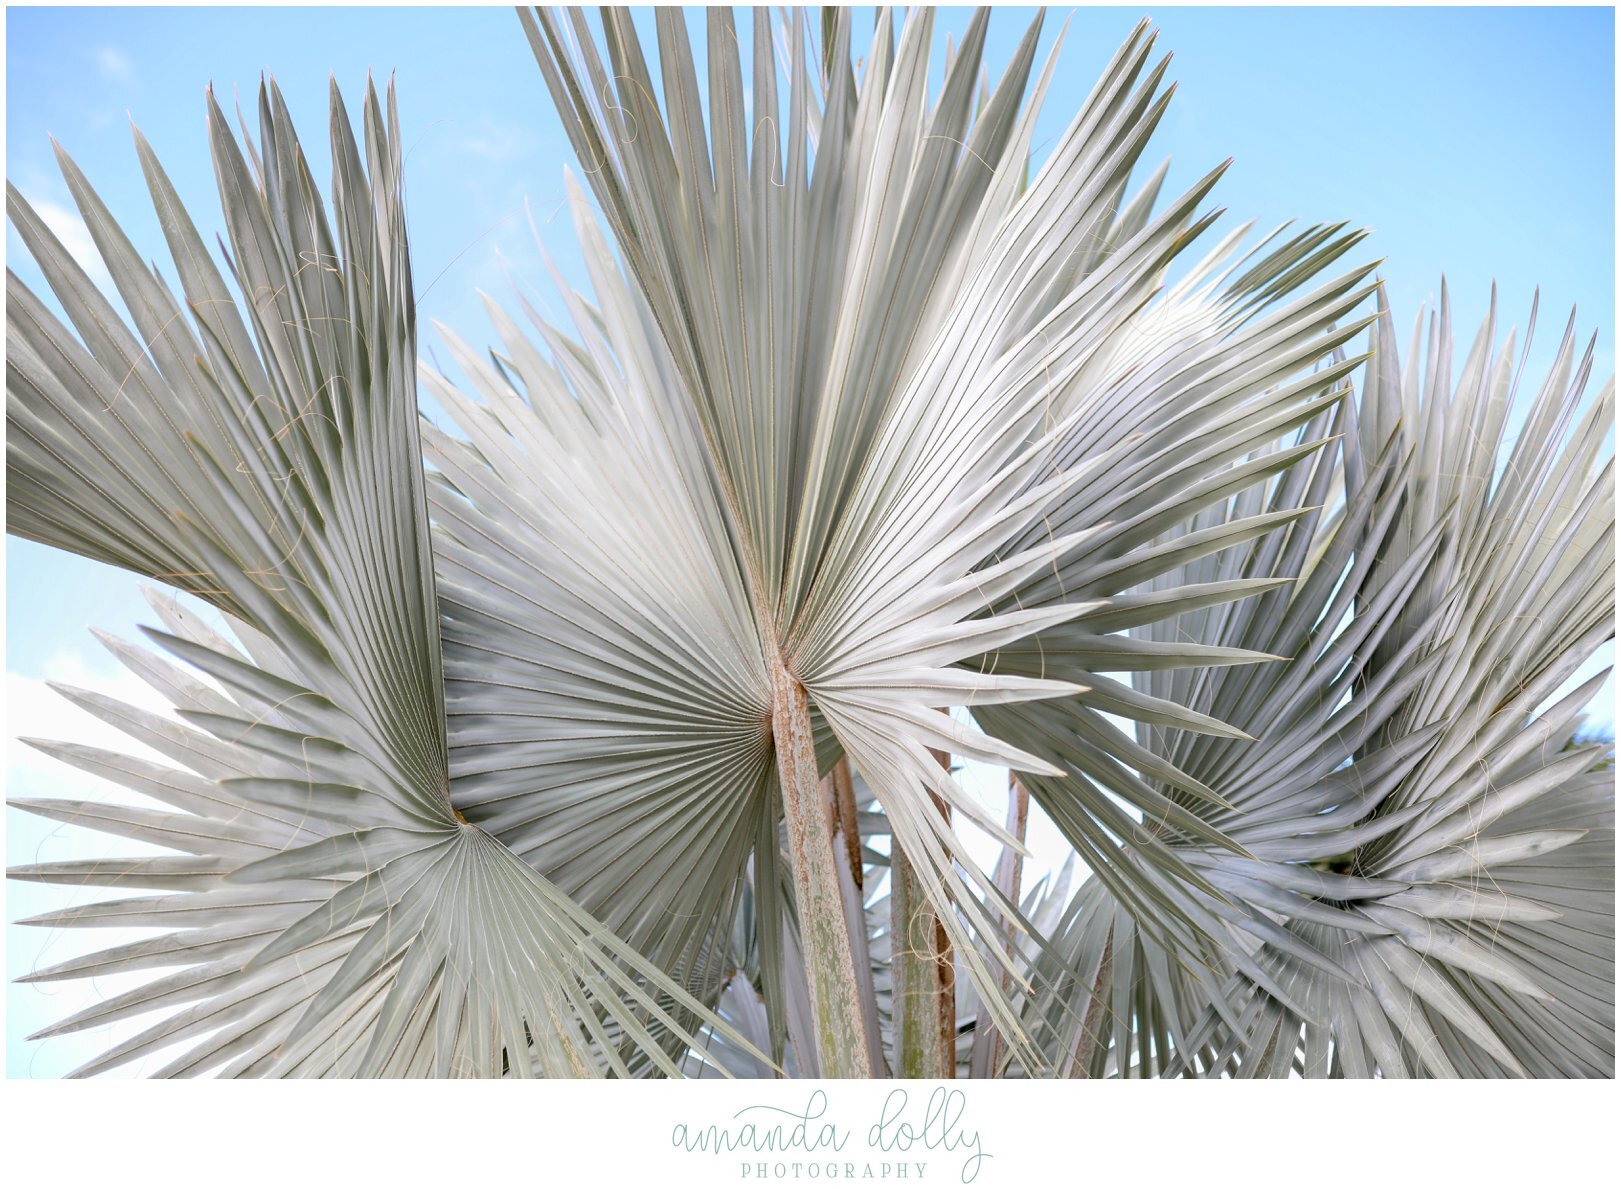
[1022,286,1614,1077]
[6,80,766,1077]
[495,6,1382,1075]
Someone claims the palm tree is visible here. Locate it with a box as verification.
[6,7,1612,1079]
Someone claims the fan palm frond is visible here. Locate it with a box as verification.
[509,5,1384,1074]
[1024,285,1614,1078]
[6,79,757,1077]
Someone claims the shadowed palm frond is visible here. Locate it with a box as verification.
[1022,284,1613,1078]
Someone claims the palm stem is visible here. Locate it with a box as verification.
[829,757,863,889]
[970,775,1030,1077]
[890,746,957,1079]
[1065,924,1115,1079]
[890,843,957,1078]
[770,656,874,1077]
[928,759,959,1074]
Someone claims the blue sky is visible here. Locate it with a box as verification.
[4,5,1614,1076]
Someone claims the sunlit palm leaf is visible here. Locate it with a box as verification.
[6,79,755,1077]
[508,5,1387,1070]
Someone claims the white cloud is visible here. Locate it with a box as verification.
[455,117,536,164]
[7,643,177,886]
[8,648,171,797]
[28,199,113,288]
[92,46,136,87]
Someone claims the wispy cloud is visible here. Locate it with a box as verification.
[92,45,136,88]
[8,648,172,795]
[23,199,113,288]
[454,117,536,164]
